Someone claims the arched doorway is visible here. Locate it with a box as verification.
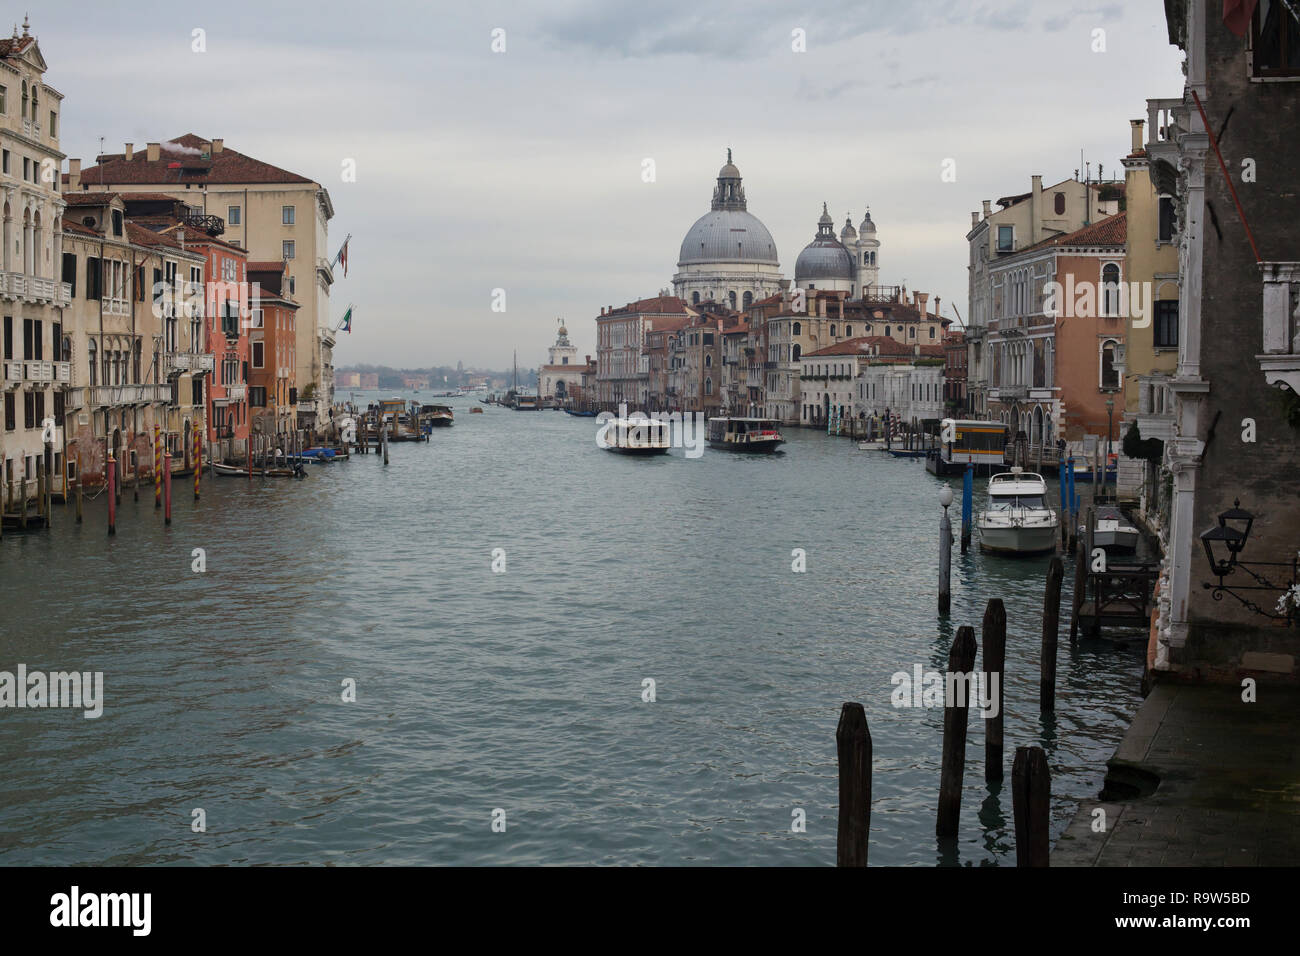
[556,380,567,400]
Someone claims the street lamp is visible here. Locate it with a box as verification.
[1199,498,1297,624]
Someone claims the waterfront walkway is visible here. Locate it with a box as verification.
[1053,681,1300,866]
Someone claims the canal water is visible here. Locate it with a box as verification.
[0,393,1147,865]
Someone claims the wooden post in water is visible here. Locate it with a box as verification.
[43,439,53,526]
[1087,507,1098,636]
[939,487,953,615]
[982,599,1006,782]
[75,466,83,523]
[937,625,977,837]
[835,702,872,867]
[36,459,45,525]
[19,476,27,526]
[1041,557,1064,713]
[106,456,116,535]
[163,451,173,525]
[383,423,390,465]
[194,427,201,500]
[961,463,973,554]
[1012,746,1051,867]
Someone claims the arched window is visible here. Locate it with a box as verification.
[742,291,753,309]
[704,354,712,368]
[1102,263,1121,316]
[727,291,737,309]
[864,252,869,265]
[1100,339,1120,390]
[792,344,801,361]
[845,325,852,336]
[705,377,713,395]
[87,339,97,386]
[692,291,700,305]
[1054,192,1065,215]
[830,324,837,337]
[792,322,801,336]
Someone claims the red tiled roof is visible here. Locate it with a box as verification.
[1023,212,1127,252]
[0,36,35,57]
[918,344,946,358]
[60,217,100,238]
[247,260,285,273]
[603,295,688,317]
[78,134,316,187]
[804,336,913,358]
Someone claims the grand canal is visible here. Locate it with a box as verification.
[0,394,1147,865]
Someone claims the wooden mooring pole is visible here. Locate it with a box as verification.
[836,702,872,867]
[937,625,977,837]
[1012,745,1051,866]
[939,487,953,615]
[1041,557,1064,713]
[982,599,1006,782]
[106,456,116,536]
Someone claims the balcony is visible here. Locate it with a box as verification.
[1145,97,1185,162]
[193,353,215,374]
[165,352,192,375]
[65,387,85,410]
[21,360,71,384]
[225,384,247,401]
[1257,262,1300,393]
[143,384,174,404]
[3,360,21,389]
[0,272,72,306]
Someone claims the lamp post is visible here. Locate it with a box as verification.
[1105,396,1114,496]
[939,485,954,615]
[1199,499,1297,624]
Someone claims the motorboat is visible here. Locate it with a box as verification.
[1083,506,1140,552]
[706,417,785,453]
[600,418,670,456]
[977,467,1058,555]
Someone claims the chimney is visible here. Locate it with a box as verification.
[212,138,224,154]
[600,307,605,316]
[1130,119,1144,154]
[934,296,941,317]
[917,292,929,318]
[68,158,81,190]
[971,211,980,229]
[124,143,133,161]
[1031,174,1042,243]
[178,227,186,252]
[146,142,160,162]
[982,200,992,218]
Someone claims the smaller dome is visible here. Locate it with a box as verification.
[860,208,876,234]
[840,214,857,241]
[818,201,833,226]
[718,162,741,179]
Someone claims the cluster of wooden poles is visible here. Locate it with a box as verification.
[837,558,1065,867]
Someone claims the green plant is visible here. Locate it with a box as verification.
[299,382,317,402]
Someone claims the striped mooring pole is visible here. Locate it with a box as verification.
[153,424,162,509]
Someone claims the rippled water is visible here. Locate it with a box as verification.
[0,393,1146,865]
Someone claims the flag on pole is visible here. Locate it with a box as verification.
[340,305,352,333]
[1223,0,1259,36]
[339,237,349,277]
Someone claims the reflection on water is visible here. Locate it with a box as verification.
[0,394,1144,865]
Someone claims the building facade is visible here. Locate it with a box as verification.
[69,135,336,423]
[1150,0,1300,681]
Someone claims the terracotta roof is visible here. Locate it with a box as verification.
[804,336,913,358]
[1022,212,1127,253]
[60,217,100,238]
[247,260,285,273]
[0,36,35,57]
[78,134,316,187]
[603,294,688,317]
[918,344,946,358]
[645,314,691,333]
[63,192,118,206]
[125,221,186,251]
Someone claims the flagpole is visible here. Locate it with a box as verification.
[330,234,352,270]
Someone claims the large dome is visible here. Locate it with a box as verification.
[678,209,779,266]
[795,203,854,281]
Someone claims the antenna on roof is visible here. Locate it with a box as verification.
[98,136,104,158]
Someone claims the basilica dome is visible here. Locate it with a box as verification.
[795,203,854,282]
[678,209,779,266]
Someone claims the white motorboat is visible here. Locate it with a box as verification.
[1083,506,1140,552]
[599,418,670,456]
[978,467,1059,555]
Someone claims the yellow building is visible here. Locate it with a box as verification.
[1116,117,1180,506]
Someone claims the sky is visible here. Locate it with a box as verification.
[34,0,1185,369]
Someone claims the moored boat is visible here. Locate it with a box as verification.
[707,417,785,452]
[1083,506,1140,552]
[977,467,1059,555]
[600,418,670,455]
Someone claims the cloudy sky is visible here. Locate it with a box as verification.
[37,0,1184,368]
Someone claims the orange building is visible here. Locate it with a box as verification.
[247,261,299,440]
[985,213,1127,449]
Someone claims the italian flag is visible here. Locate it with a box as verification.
[340,305,352,333]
